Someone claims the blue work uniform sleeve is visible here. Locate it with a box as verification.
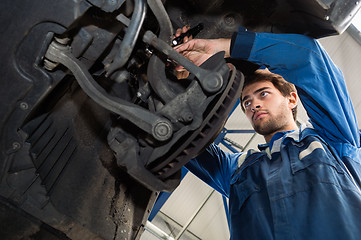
[186,144,242,198]
[231,28,360,148]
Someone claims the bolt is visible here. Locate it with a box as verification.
[184,112,193,122]
[20,102,28,110]
[43,58,58,71]
[179,110,193,123]
[156,125,168,136]
[324,15,330,21]
[153,121,172,141]
[145,47,153,57]
[12,142,21,150]
[54,36,71,45]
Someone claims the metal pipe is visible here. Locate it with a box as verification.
[145,221,175,240]
[175,190,215,240]
[223,136,244,151]
[106,0,147,76]
[156,211,201,240]
[242,132,257,150]
[347,24,361,46]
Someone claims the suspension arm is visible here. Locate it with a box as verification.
[142,30,227,94]
[44,37,173,142]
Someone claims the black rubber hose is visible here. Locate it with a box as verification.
[146,0,176,103]
[106,0,147,77]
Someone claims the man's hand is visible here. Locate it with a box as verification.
[175,38,231,69]
[172,25,231,78]
[173,26,192,79]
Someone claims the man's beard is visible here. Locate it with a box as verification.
[252,109,290,137]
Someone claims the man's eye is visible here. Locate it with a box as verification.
[244,101,251,107]
[261,91,269,97]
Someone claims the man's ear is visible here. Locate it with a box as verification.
[288,92,298,109]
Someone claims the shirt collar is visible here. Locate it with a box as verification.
[258,129,296,151]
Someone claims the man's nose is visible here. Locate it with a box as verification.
[251,104,261,112]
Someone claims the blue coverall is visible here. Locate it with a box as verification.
[186,28,361,239]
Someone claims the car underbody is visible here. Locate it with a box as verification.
[0,0,359,239]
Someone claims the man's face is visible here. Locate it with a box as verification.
[241,81,297,138]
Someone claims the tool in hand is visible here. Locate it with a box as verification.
[172,23,204,46]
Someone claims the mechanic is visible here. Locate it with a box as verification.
[174,26,361,239]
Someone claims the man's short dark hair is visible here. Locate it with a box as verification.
[240,69,298,121]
